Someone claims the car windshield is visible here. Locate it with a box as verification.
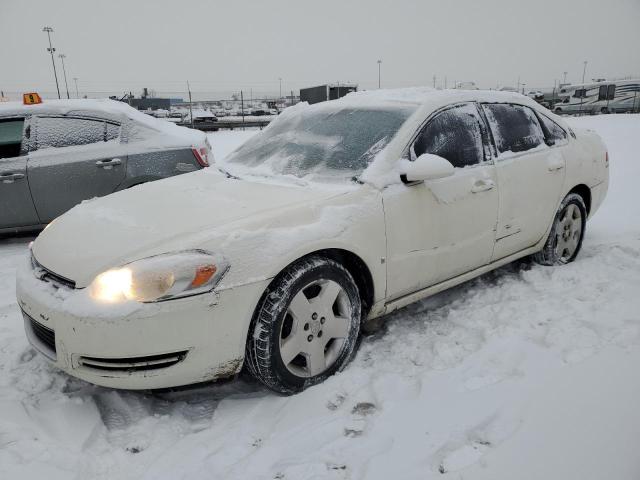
[223,103,416,181]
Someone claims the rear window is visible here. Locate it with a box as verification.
[0,118,24,159]
[482,103,545,154]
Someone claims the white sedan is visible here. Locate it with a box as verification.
[16,88,609,394]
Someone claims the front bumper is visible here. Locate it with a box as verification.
[16,256,269,390]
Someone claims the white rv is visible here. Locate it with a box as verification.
[553,79,640,115]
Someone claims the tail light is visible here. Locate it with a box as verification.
[192,146,210,167]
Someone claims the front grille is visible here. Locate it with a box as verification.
[78,351,188,373]
[23,311,57,360]
[31,254,76,289]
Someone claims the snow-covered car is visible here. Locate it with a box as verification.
[0,99,212,234]
[16,88,609,394]
[527,91,544,101]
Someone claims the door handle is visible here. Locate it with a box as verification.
[96,158,122,169]
[471,178,495,193]
[0,173,25,184]
[547,163,564,172]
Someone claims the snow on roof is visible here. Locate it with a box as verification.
[0,98,203,142]
[339,86,535,107]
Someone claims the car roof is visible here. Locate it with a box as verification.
[0,98,138,119]
[0,98,204,143]
[334,86,540,109]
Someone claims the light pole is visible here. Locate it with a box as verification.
[278,77,282,101]
[73,77,79,98]
[42,26,61,99]
[377,60,382,89]
[581,61,588,84]
[563,71,568,84]
[58,53,70,99]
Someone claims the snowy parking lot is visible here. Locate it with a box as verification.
[1,115,639,479]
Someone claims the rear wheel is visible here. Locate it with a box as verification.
[534,193,586,265]
[246,256,361,394]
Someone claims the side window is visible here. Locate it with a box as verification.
[105,122,121,141]
[607,84,616,100]
[35,116,107,150]
[482,103,545,154]
[536,113,568,146]
[412,104,485,168]
[0,118,25,159]
[598,85,608,101]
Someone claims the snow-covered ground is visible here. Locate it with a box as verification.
[1,115,639,479]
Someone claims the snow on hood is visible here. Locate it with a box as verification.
[31,170,351,288]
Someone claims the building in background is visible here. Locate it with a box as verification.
[300,83,358,104]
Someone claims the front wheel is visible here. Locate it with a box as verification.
[534,193,587,265]
[246,256,361,394]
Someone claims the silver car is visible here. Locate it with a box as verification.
[0,99,212,234]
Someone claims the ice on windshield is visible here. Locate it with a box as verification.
[223,104,416,181]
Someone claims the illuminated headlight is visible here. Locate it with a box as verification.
[89,250,229,303]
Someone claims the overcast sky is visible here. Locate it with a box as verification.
[2,0,639,100]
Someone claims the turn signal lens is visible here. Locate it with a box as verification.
[190,265,217,288]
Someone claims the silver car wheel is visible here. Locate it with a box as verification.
[279,279,352,378]
[555,203,583,262]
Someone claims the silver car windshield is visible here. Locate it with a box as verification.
[224,104,416,181]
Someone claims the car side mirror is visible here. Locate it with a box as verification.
[400,154,455,183]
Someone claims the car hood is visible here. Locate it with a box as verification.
[31,170,352,287]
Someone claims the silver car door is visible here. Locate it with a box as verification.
[27,115,126,222]
[0,116,40,229]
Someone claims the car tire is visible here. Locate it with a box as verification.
[246,256,361,394]
[534,193,587,266]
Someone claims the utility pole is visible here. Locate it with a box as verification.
[377,60,382,89]
[240,90,244,129]
[58,53,70,99]
[42,26,61,99]
[73,77,79,98]
[278,77,282,102]
[187,80,194,129]
[563,71,568,84]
